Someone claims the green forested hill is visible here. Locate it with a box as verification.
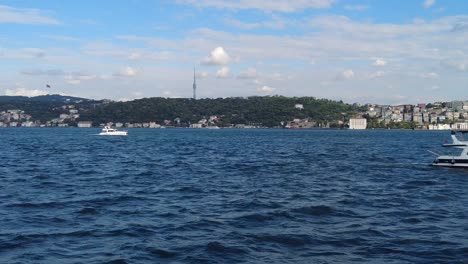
[0,95,363,127]
[78,96,362,127]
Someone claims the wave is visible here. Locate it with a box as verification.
[292,205,334,216]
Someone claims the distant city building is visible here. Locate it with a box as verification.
[77,121,93,128]
[21,121,35,127]
[190,123,203,128]
[454,122,468,130]
[295,104,304,110]
[403,113,412,122]
[428,124,452,130]
[349,118,367,129]
[413,113,424,124]
[449,101,464,111]
[149,122,161,128]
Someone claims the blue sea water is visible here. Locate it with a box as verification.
[0,128,467,264]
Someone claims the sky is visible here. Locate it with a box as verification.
[0,0,467,104]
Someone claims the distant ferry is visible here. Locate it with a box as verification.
[99,126,128,136]
[432,130,468,168]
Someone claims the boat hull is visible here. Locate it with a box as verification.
[99,132,128,136]
[432,158,468,168]
[432,163,468,168]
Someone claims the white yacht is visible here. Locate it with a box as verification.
[432,130,468,168]
[99,126,128,136]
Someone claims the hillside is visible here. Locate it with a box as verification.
[0,94,363,127]
[78,96,362,127]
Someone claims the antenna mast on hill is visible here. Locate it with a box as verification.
[193,68,197,100]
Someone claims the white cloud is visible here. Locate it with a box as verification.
[270,73,290,81]
[127,52,142,60]
[5,87,48,97]
[225,16,286,30]
[0,5,59,24]
[423,0,435,8]
[368,71,385,79]
[66,79,81,85]
[257,85,275,93]
[132,91,143,98]
[216,66,230,78]
[84,42,173,61]
[373,58,387,66]
[22,48,46,58]
[253,79,263,85]
[42,35,79,42]
[196,71,209,78]
[202,46,231,65]
[344,5,369,11]
[65,73,98,85]
[225,18,261,30]
[444,60,467,71]
[114,66,138,77]
[177,0,336,12]
[20,69,65,75]
[338,69,355,80]
[421,72,439,79]
[237,67,258,79]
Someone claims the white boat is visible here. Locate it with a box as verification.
[432,130,468,168]
[99,126,128,136]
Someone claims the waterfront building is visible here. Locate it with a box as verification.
[22,121,35,127]
[454,122,468,130]
[190,123,203,128]
[77,121,93,128]
[349,118,367,129]
[413,113,424,124]
[149,122,161,128]
[428,124,452,130]
[403,113,412,122]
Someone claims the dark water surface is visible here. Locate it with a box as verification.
[0,128,467,263]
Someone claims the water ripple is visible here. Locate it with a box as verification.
[0,128,467,263]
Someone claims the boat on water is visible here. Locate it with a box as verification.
[99,126,128,136]
[432,130,468,168]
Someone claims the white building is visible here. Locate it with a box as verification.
[295,104,304,110]
[428,124,450,130]
[190,123,203,128]
[77,121,93,128]
[22,121,35,127]
[349,118,367,130]
[149,122,161,128]
[453,122,468,130]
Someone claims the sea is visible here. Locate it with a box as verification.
[0,128,467,264]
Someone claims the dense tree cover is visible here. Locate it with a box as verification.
[365,116,418,129]
[0,95,362,127]
[0,95,96,122]
[78,96,362,127]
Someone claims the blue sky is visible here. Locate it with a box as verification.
[1,0,467,104]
